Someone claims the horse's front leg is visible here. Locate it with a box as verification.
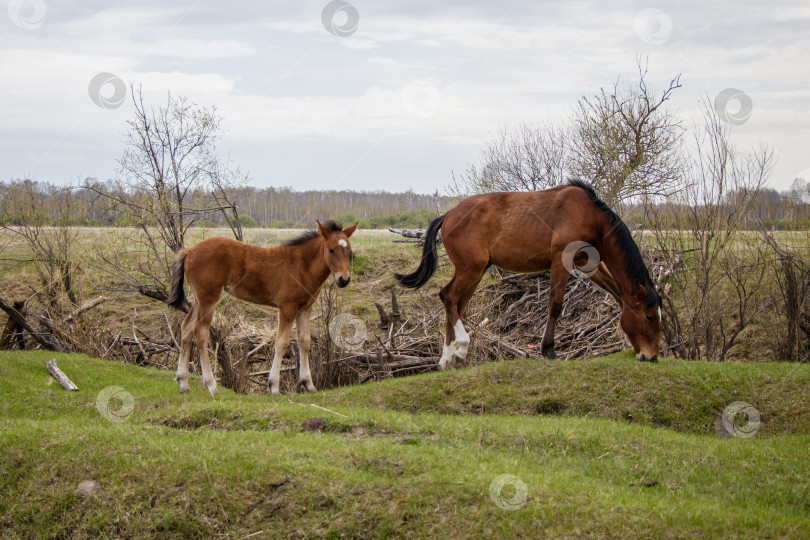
[540,260,570,359]
[295,307,317,393]
[268,308,295,395]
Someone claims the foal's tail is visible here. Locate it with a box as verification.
[166,250,189,312]
[394,214,445,289]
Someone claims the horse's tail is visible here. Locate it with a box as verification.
[394,214,445,289]
[166,250,189,311]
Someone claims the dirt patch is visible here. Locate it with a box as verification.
[352,455,404,477]
[302,417,328,433]
[148,410,283,431]
[535,397,567,415]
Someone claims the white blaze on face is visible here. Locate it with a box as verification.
[657,306,662,320]
[338,239,348,248]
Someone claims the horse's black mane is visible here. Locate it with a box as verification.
[567,179,661,308]
[284,220,343,246]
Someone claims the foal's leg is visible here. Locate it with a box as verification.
[295,307,317,393]
[268,307,296,395]
[176,303,198,393]
[194,300,219,395]
[540,259,570,359]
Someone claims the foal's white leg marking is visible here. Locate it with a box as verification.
[452,319,469,361]
[268,349,283,395]
[176,305,195,393]
[198,346,219,396]
[296,310,317,393]
[176,345,191,393]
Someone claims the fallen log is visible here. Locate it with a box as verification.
[66,296,107,322]
[46,358,79,391]
[388,227,425,239]
[0,296,69,352]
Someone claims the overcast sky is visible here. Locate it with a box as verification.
[1,0,808,194]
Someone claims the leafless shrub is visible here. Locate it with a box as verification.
[649,99,775,361]
[762,231,810,362]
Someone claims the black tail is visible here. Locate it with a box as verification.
[394,214,445,289]
[166,250,189,312]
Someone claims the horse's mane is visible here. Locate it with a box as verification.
[566,179,661,308]
[284,220,343,246]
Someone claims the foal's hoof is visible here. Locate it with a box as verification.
[298,380,317,393]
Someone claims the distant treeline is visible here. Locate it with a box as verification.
[0,179,454,229]
[1,178,809,230]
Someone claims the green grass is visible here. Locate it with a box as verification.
[2,351,809,538]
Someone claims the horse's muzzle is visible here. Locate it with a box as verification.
[337,276,350,288]
[637,353,658,362]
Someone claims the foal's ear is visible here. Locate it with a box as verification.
[316,220,332,238]
[343,223,358,237]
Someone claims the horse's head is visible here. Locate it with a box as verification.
[317,220,357,288]
[619,283,662,362]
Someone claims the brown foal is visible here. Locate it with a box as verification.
[167,220,357,395]
[395,180,661,368]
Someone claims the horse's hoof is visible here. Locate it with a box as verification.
[306,385,317,393]
[542,346,557,359]
[207,386,219,396]
[270,387,281,396]
[178,383,190,394]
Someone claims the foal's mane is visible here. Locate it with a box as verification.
[283,220,343,246]
[567,179,661,308]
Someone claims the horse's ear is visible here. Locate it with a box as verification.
[343,223,358,237]
[317,220,332,238]
[636,282,648,298]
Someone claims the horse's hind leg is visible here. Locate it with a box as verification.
[540,259,570,359]
[176,303,198,393]
[439,268,485,369]
[295,307,317,393]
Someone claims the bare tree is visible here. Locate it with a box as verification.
[87,85,247,286]
[0,180,81,307]
[451,58,684,208]
[449,120,569,195]
[569,59,684,208]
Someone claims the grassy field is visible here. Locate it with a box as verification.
[2,350,809,538]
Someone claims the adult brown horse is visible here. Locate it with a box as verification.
[167,220,357,395]
[394,180,661,368]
